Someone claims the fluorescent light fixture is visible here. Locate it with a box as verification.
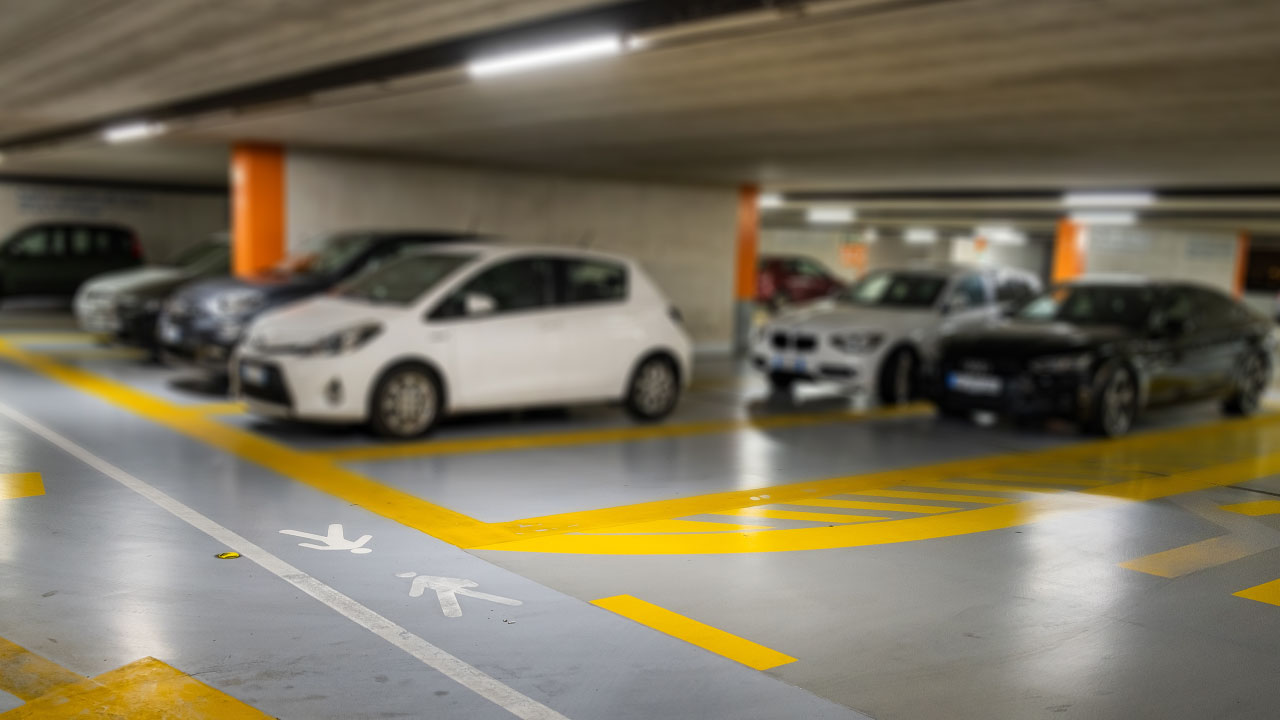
[1062,192,1155,208]
[102,121,166,144]
[1069,211,1137,226]
[976,225,1026,246]
[468,35,622,78]
[806,206,856,224]
[904,227,938,244]
[625,35,649,51]
[758,192,784,209]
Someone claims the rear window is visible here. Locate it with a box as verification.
[562,259,627,304]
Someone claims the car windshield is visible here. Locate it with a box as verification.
[837,271,947,308]
[303,234,377,276]
[173,240,228,270]
[336,253,474,306]
[1017,284,1155,327]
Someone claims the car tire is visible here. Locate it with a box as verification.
[368,364,443,439]
[877,347,919,406]
[1223,348,1270,417]
[625,354,680,422]
[1086,364,1138,438]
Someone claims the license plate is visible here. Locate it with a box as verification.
[240,363,268,386]
[947,371,1003,395]
[159,322,182,345]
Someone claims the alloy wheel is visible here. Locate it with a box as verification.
[380,371,437,437]
[634,359,677,417]
[1101,369,1136,436]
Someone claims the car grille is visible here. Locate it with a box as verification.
[770,331,819,353]
[239,361,293,408]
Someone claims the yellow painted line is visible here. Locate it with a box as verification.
[782,498,956,514]
[853,488,1012,504]
[0,638,85,702]
[724,507,887,524]
[577,519,771,534]
[0,333,94,345]
[37,347,146,360]
[318,403,934,463]
[1235,578,1280,607]
[591,595,796,671]
[1119,535,1267,578]
[183,401,247,416]
[3,657,272,719]
[1221,500,1280,516]
[910,480,1065,494]
[0,473,44,501]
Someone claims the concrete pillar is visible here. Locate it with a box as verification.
[1051,219,1083,284]
[231,143,286,277]
[733,185,760,355]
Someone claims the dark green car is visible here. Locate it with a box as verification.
[0,221,143,301]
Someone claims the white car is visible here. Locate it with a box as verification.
[751,265,1041,403]
[232,244,692,437]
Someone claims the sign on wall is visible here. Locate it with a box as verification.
[15,187,153,219]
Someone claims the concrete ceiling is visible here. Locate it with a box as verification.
[2,0,1280,190]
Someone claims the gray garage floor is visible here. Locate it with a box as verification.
[2,317,1280,720]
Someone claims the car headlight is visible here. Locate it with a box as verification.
[301,324,383,357]
[1028,353,1093,374]
[210,289,265,317]
[830,332,885,354]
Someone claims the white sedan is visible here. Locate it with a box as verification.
[751,265,1040,404]
[232,244,692,438]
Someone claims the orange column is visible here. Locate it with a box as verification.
[231,143,286,278]
[1051,219,1084,283]
[1234,232,1250,297]
[735,185,760,302]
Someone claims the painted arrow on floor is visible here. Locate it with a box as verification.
[280,523,372,553]
[396,572,522,618]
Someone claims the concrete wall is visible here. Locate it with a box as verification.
[0,180,228,263]
[285,150,739,348]
[1081,226,1239,290]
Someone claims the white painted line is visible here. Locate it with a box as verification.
[0,401,569,720]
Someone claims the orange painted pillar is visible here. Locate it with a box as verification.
[1234,232,1250,297]
[1051,219,1084,284]
[231,143,286,278]
[733,185,760,354]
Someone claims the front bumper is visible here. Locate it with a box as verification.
[232,349,371,423]
[749,335,875,385]
[157,311,244,373]
[116,307,161,348]
[933,369,1093,420]
[74,297,120,335]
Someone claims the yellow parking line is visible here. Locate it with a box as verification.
[1221,500,1280,516]
[577,519,771,534]
[1119,535,1266,578]
[182,401,247,416]
[318,403,934,463]
[911,480,1065,494]
[853,489,1012,504]
[0,473,44,501]
[591,595,796,671]
[724,507,887,524]
[0,638,85,702]
[0,333,95,345]
[1235,578,1280,607]
[782,498,956,514]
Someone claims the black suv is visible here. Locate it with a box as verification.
[0,222,142,301]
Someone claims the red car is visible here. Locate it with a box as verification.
[757,255,844,308]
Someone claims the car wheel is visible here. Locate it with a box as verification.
[1087,365,1138,437]
[369,365,442,439]
[625,355,680,421]
[1223,348,1270,417]
[877,347,918,406]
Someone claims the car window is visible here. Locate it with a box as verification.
[838,271,947,308]
[47,227,68,257]
[304,234,377,276]
[1019,284,1156,327]
[951,274,988,307]
[7,228,50,257]
[106,229,132,257]
[70,228,94,257]
[1191,287,1246,327]
[432,258,556,319]
[337,253,473,306]
[996,276,1035,305]
[794,258,827,277]
[561,259,627,304]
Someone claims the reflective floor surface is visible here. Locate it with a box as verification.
[2,311,1280,719]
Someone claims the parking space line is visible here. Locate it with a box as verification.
[591,595,796,671]
[851,489,1011,504]
[911,480,1065,494]
[317,404,934,462]
[1235,578,1280,607]
[1120,535,1267,578]
[782,498,956,514]
[0,638,85,702]
[724,508,888,524]
[577,519,771,534]
[0,473,44,501]
[1221,500,1280,516]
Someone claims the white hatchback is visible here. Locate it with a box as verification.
[752,265,1040,404]
[232,244,692,437]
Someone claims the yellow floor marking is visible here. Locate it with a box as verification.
[1235,578,1280,607]
[184,401,247,415]
[970,472,1109,487]
[1119,535,1267,578]
[591,595,796,671]
[0,333,94,345]
[0,473,43,501]
[910,480,1065,494]
[1221,500,1280,516]
[2,657,272,719]
[577,519,771,534]
[0,639,84,702]
[723,507,888,524]
[36,347,146,360]
[782,498,956,514]
[318,403,934,462]
[853,489,1012,504]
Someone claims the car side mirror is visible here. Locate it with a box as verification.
[464,292,496,316]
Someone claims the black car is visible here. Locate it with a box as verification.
[933,277,1273,436]
[112,235,232,356]
[157,231,479,373]
[0,222,142,301]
